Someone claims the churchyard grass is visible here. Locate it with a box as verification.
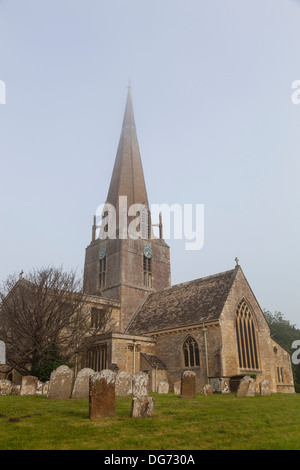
[0,393,299,450]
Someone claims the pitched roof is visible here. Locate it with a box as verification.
[126,267,238,335]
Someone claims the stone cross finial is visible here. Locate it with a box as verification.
[19,270,24,279]
[235,257,239,266]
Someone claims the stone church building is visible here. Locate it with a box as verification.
[79,87,294,395]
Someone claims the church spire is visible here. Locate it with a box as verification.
[105,87,149,226]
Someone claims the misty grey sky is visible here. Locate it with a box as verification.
[0,0,300,327]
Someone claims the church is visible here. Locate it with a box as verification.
[79,88,295,394]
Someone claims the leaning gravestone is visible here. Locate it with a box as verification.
[115,371,132,397]
[20,375,38,396]
[47,365,74,399]
[260,380,271,397]
[181,371,196,399]
[246,378,256,397]
[132,372,149,397]
[0,379,12,396]
[0,341,5,365]
[72,368,94,398]
[131,396,155,418]
[89,369,116,419]
[236,376,254,397]
[157,381,169,394]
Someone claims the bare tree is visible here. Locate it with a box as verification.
[0,266,111,378]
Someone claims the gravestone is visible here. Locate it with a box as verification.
[246,379,256,397]
[0,341,5,365]
[260,380,271,397]
[236,376,254,397]
[36,381,44,395]
[157,381,169,394]
[173,381,181,395]
[132,372,149,397]
[72,368,94,398]
[20,375,38,396]
[115,371,132,397]
[42,382,49,395]
[131,396,155,418]
[89,369,116,419]
[47,365,74,399]
[202,384,213,396]
[11,384,21,395]
[0,379,12,396]
[181,371,196,398]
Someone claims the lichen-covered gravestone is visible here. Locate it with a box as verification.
[132,372,149,397]
[72,368,94,398]
[202,384,213,396]
[260,380,271,397]
[0,341,5,365]
[47,365,74,399]
[89,369,116,419]
[173,381,181,395]
[115,371,132,397]
[20,376,39,396]
[236,376,254,397]
[181,371,196,398]
[157,381,169,394]
[0,379,12,396]
[131,396,155,418]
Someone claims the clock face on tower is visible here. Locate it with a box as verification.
[143,246,152,259]
[98,247,106,260]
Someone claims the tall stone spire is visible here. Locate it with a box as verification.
[106,87,149,224]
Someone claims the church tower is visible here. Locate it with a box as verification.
[83,87,171,332]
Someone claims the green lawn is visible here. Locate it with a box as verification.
[0,393,299,450]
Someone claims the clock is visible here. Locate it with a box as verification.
[98,247,106,260]
[143,246,152,259]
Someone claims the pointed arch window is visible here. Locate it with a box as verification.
[236,299,259,370]
[183,336,200,367]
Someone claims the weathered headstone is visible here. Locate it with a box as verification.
[36,381,44,395]
[236,376,254,397]
[260,380,271,397]
[157,381,169,394]
[89,369,116,419]
[202,384,213,396]
[0,379,12,396]
[0,341,5,365]
[20,375,38,396]
[72,368,94,398]
[42,381,49,395]
[132,372,149,397]
[246,379,256,397]
[181,371,196,398]
[173,381,181,395]
[11,384,21,396]
[131,396,155,418]
[47,365,74,399]
[115,371,132,397]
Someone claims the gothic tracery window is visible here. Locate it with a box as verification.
[236,299,259,370]
[183,336,200,367]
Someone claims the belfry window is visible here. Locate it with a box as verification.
[140,208,150,239]
[143,256,152,288]
[183,336,200,367]
[87,344,107,372]
[99,257,106,289]
[236,299,259,370]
